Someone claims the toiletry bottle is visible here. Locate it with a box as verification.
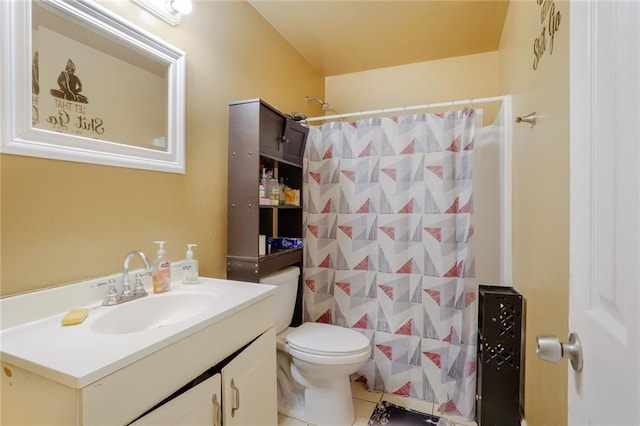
[260,168,270,205]
[279,177,285,205]
[270,177,279,205]
[182,243,199,284]
[259,168,267,199]
[152,241,171,293]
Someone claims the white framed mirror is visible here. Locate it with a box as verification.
[1,0,186,173]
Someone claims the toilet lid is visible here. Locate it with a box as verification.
[285,322,370,356]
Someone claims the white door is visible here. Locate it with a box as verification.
[569,0,640,424]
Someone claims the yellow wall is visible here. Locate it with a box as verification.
[499,1,570,424]
[325,51,500,115]
[0,1,324,296]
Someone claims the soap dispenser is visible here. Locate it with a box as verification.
[152,241,171,293]
[182,243,199,285]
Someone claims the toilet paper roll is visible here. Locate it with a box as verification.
[259,235,266,256]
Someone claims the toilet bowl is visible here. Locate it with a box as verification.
[261,267,371,426]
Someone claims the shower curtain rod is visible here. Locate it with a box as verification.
[304,95,507,123]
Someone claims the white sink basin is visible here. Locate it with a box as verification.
[91,292,220,334]
[0,278,276,388]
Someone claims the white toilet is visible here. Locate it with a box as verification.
[261,266,371,426]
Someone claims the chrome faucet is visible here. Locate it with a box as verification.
[122,250,151,296]
[94,250,151,306]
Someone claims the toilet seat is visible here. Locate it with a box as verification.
[287,345,370,366]
[285,322,370,358]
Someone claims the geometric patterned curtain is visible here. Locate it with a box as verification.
[302,110,478,419]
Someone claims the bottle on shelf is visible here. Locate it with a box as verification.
[270,177,279,206]
[279,178,285,205]
[260,168,271,206]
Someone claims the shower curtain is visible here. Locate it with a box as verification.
[303,109,478,419]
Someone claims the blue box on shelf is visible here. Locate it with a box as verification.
[267,237,303,250]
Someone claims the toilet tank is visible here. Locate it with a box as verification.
[260,266,300,334]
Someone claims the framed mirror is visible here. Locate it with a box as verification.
[1,0,186,173]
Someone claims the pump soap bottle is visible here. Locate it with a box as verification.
[182,243,199,284]
[152,241,171,293]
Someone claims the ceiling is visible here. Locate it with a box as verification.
[248,0,510,76]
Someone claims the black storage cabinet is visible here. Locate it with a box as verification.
[476,285,524,426]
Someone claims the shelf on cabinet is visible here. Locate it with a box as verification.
[258,205,302,209]
[259,248,302,276]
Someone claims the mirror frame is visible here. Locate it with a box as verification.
[0,0,186,173]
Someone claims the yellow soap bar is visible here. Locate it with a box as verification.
[61,308,89,326]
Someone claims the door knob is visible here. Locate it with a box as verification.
[536,332,583,372]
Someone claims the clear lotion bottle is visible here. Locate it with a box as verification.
[182,243,199,284]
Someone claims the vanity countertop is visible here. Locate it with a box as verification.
[0,277,275,389]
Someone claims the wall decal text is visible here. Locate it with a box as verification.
[533,0,562,70]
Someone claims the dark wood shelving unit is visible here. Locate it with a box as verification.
[226,99,308,325]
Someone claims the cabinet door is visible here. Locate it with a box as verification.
[130,373,222,426]
[259,106,283,160]
[222,328,277,426]
[281,118,309,166]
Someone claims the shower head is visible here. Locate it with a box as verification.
[305,96,329,111]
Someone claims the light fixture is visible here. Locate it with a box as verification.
[131,0,193,26]
[170,0,192,15]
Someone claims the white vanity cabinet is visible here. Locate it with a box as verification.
[1,284,277,426]
[131,329,276,426]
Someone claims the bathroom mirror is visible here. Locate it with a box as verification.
[0,0,186,173]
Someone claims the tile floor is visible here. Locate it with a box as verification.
[278,382,478,426]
